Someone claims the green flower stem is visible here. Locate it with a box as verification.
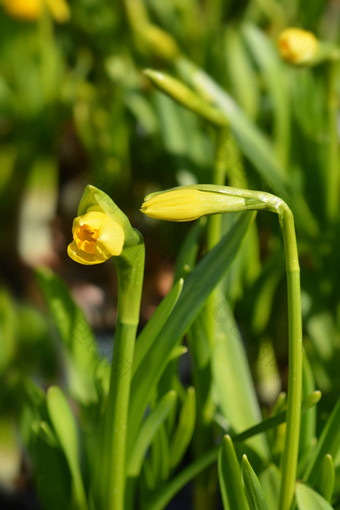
[326,59,339,223]
[173,184,302,510]
[277,205,302,510]
[102,231,145,510]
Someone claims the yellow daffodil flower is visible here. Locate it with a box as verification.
[67,211,125,265]
[2,0,70,23]
[278,28,319,65]
[141,188,247,222]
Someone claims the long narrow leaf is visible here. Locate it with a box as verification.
[218,435,249,510]
[296,483,334,510]
[315,454,335,503]
[212,292,269,457]
[127,390,177,476]
[303,398,340,486]
[36,268,99,404]
[132,279,183,376]
[128,212,256,445]
[170,387,196,470]
[176,58,318,236]
[242,455,269,510]
[47,387,87,510]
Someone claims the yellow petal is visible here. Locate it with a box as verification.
[67,241,107,265]
[68,211,125,265]
[96,215,125,257]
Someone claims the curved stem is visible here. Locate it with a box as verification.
[277,205,302,510]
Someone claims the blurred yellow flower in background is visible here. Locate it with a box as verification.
[68,211,125,265]
[278,28,319,65]
[2,0,70,23]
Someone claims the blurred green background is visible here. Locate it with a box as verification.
[0,0,340,508]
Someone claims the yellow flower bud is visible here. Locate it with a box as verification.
[141,188,247,222]
[2,0,70,22]
[278,28,319,65]
[67,211,125,265]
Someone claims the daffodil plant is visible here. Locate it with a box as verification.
[69,185,144,510]
[142,184,302,510]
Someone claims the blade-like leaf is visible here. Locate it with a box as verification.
[36,268,99,404]
[242,455,269,510]
[147,446,219,510]
[296,483,334,510]
[132,279,183,376]
[315,454,335,503]
[303,398,340,486]
[176,58,318,236]
[128,212,255,445]
[300,352,317,458]
[258,464,281,509]
[242,24,290,167]
[127,390,177,477]
[232,391,321,444]
[212,292,269,457]
[47,386,87,509]
[218,435,249,510]
[170,387,196,470]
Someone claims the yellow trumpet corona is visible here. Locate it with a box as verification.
[67,211,125,265]
[141,188,247,222]
[278,28,319,65]
[2,0,70,22]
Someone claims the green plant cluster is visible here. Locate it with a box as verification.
[0,0,340,509]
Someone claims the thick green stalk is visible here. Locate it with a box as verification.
[277,205,302,510]
[326,59,339,223]
[102,232,145,510]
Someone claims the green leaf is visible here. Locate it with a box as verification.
[128,212,255,446]
[212,293,269,457]
[47,386,87,510]
[296,483,334,510]
[33,432,72,510]
[225,25,259,120]
[218,435,249,510]
[303,398,340,487]
[150,424,171,483]
[170,387,196,470]
[243,24,290,166]
[176,58,318,236]
[258,464,281,509]
[132,279,183,376]
[232,391,321,445]
[147,446,219,510]
[36,268,99,404]
[300,351,317,458]
[127,390,177,477]
[315,455,335,503]
[173,217,206,282]
[144,68,228,126]
[242,455,269,510]
[0,288,16,373]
